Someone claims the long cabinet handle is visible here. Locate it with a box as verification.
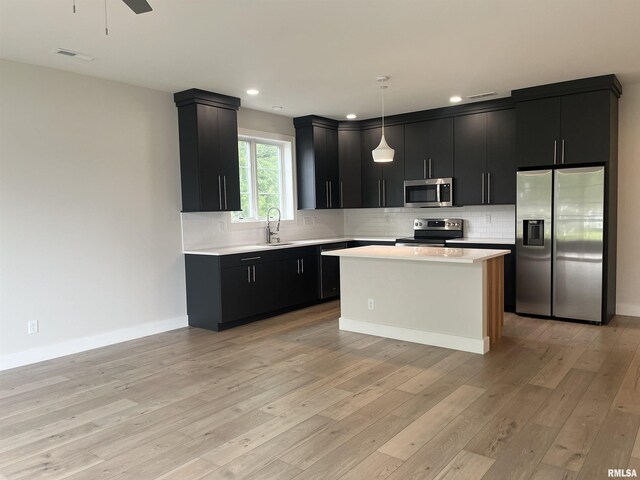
[340,181,344,208]
[247,266,251,283]
[218,175,223,210]
[561,139,565,164]
[481,173,485,204]
[382,180,386,207]
[241,256,261,261]
[553,140,557,164]
[301,258,304,273]
[297,259,300,274]
[429,158,432,178]
[378,180,381,207]
[223,176,227,210]
[423,159,427,179]
[252,265,256,282]
[487,173,491,204]
[329,181,332,208]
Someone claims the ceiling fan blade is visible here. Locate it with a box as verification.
[122,0,152,14]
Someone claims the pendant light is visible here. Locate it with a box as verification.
[372,76,394,163]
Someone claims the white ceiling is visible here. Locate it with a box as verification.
[1,0,640,120]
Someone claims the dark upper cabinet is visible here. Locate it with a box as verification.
[405,118,454,180]
[560,91,612,165]
[294,117,339,209]
[360,125,405,207]
[174,89,241,212]
[514,76,621,167]
[454,110,516,206]
[486,109,516,204]
[338,128,362,208]
[515,97,560,168]
[454,114,487,206]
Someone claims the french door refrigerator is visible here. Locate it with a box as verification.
[516,166,608,324]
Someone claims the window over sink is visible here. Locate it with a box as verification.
[231,130,294,222]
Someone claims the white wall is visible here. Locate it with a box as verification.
[616,82,640,317]
[0,60,187,369]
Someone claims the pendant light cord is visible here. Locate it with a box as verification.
[104,0,109,35]
[381,83,385,135]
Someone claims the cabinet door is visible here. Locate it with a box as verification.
[381,125,405,207]
[487,109,516,205]
[220,265,258,322]
[338,129,362,208]
[515,97,561,167]
[405,119,453,180]
[195,104,224,211]
[427,118,454,178]
[253,262,281,313]
[560,91,611,165]
[312,126,329,209]
[404,121,430,180]
[324,127,340,208]
[217,107,241,211]
[454,113,487,206]
[361,128,384,207]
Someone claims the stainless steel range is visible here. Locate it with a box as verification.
[395,218,463,247]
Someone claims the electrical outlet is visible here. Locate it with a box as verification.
[367,298,375,310]
[27,320,38,335]
[485,215,492,224]
[303,216,312,226]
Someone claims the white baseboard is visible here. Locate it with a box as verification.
[339,317,489,354]
[0,315,189,371]
[617,304,640,318]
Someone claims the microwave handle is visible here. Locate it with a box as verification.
[436,183,441,203]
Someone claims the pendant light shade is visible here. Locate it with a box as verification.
[372,134,394,163]
[372,76,394,163]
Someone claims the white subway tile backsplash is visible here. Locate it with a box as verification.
[342,205,515,240]
[181,205,515,250]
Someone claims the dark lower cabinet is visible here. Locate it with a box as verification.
[185,246,322,331]
[447,243,516,312]
[281,254,318,309]
[220,262,280,323]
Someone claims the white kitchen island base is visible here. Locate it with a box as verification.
[324,246,508,354]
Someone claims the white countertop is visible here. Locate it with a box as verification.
[183,237,398,256]
[322,245,510,264]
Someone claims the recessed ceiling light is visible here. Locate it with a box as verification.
[272,106,284,111]
[53,48,93,61]
[246,89,259,95]
[346,113,357,119]
[449,96,462,103]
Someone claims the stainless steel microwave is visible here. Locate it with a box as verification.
[404,178,453,207]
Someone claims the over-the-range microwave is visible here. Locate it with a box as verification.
[404,177,453,207]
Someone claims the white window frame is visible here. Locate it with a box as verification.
[231,129,295,224]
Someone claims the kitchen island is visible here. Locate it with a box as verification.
[322,245,510,354]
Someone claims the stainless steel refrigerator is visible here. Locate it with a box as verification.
[516,166,607,323]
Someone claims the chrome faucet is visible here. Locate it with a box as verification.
[266,207,281,244]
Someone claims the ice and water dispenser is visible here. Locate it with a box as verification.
[523,220,544,246]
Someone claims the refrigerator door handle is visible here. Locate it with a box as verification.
[553,140,557,164]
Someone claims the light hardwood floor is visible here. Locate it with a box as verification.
[1,301,639,479]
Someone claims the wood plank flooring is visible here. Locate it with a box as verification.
[1,301,639,479]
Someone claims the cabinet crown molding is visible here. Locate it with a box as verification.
[174,89,241,110]
[512,74,622,102]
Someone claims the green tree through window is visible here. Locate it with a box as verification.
[232,138,285,221]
